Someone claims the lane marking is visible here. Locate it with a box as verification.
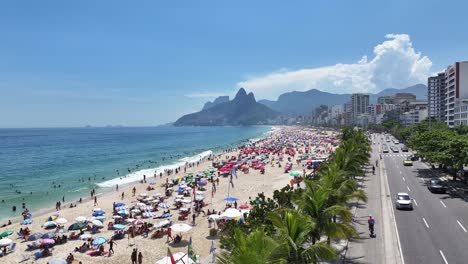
[440,201,447,208]
[457,220,467,232]
[407,186,411,192]
[440,250,448,264]
[413,199,418,206]
[400,171,402,174]
[423,217,429,228]
[402,177,406,182]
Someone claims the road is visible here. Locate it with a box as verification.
[378,135,468,264]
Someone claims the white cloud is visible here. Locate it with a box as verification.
[237,34,432,100]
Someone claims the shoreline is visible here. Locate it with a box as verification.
[0,126,276,224]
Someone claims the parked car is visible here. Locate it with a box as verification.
[427,179,447,193]
[401,145,408,152]
[395,192,413,210]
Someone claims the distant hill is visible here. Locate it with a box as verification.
[258,89,351,115]
[202,96,230,110]
[174,88,279,126]
[258,84,427,115]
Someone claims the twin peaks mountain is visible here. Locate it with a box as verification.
[174,88,279,126]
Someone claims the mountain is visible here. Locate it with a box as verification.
[258,84,427,115]
[370,84,427,103]
[258,89,351,115]
[174,88,279,126]
[202,96,230,110]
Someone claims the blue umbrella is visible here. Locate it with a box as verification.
[117,210,129,216]
[113,224,126,230]
[21,219,33,225]
[224,197,239,202]
[92,237,107,246]
[114,202,125,207]
[175,189,184,193]
[95,216,106,221]
[92,210,105,217]
[198,181,208,186]
[42,232,57,239]
[28,233,43,241]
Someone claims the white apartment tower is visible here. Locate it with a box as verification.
[445,61,468,127]
[351,93,370,123]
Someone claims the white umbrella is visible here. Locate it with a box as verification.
[131,209,141,214]
[195,191,204,195]
[155,220,171,228]
[86,216,96,222]
[125,218,136,223]
[112,215,122,219]
[170,223,192,233]
[92,208,102,212]
[195,195,204,201]
[79,234,91,240]
[91,220,103,227]
[185,186,192,191]
[175,195,184,199]
[208,214,221,221]
[143,197,154,202]
[156,252,195,264]
[48,259,67,264]
[136,202,146,207]
[181,199,192,204]
[55,218,68,225]
[138,193,148,197]
[0,238,12,247]
[75,216,86,222]
[221,208,242,219]
[153,193,162,197]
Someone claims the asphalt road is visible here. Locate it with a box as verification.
[376,135,468,264]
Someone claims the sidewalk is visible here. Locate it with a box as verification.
[344,142,402,264]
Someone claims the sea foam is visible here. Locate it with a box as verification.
[97,150,213,188]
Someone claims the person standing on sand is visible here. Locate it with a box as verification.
[116,184,119,192]
[138,252,143,264]
[167,227,173,242]
[121,192,125,200]
[94,196,98,206]
[109,239,116,255]
[131,248,137,264]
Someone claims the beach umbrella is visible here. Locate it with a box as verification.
[195,195,204,201]
[175,195,184,199]
[79,234,92,240]
[170,223,192,233]
[198,181,208,186]
[114,202,125,207]
[75,216,86,222]
[138,193,148,198]
[47,215,57,221]
[55,218,68,225]
[27,233,43,241]
[92,208,102,212]
[125,218,135,224]
[158,203,170,209]
[86,216,96,222]
[208,214,221,221]
[289,171,301,177]
[112,215,122,219]
[0,231,13,238]
[42,232,57,239]
[238,204,250,209]
[131,209,141,214]
[92,237,107,246]
[95,216,106,221]
[117,209,130,215]
[92,210,106,217]
[91,220,104,227]
[48,259,67,264]
[155,220,171,228]
[186,178,195,183]
[175,188,184,193]
[0,238,12,247]
[134,220,144,225]
[55,228,67,234]
[153,193,162,197]
[156,252,195,264]
[195,191,204,195]
[43,221,57,228]
[40,238,55,245]
[224,197,239,202]
[20,219,33,225]
[182,199,192,204]
[68,222,86,231]
[221,208,242,220]
[113,224,126,230]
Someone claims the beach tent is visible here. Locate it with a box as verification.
[221,208,242,220]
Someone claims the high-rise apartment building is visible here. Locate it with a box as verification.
[445,61,468,127]
[428,73,446,122]
[351,93,369,123]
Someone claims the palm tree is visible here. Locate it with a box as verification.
[268,209,338,264]
[217,228,279,264]
[295,180,357,244]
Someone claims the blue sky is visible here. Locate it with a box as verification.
[0,0,467,127]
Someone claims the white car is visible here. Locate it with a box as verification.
[395,192,413,210]
[394,140,399,144]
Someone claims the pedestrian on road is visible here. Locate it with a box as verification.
[368,215,375,237]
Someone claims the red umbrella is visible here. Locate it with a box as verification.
[40,238,55,245]
[239,204,250,209]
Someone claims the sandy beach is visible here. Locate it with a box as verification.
[0,127,338,264]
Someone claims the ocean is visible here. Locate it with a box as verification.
[0,126,272,221]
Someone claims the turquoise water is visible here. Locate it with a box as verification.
[0,126,271,221]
